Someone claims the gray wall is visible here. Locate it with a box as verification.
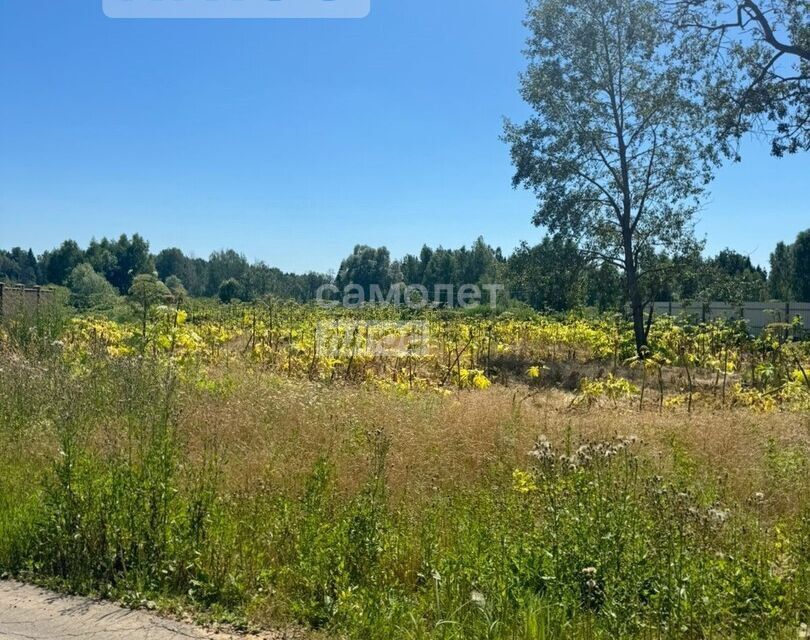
[651,301,810,334]
[0,284,53,316]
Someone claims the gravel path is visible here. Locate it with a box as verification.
[0,580,278,640]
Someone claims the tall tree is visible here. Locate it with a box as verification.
[669,0,810,156]
[710,248,765,279]
[155,247,188,281]
[0,250,20,283]
[792,229,810,301]
[218,278,243,303]
[85,238,118,283]
[207,250,249,296]
[698,254,769,303]
[458,237,498,285]
[585,260,625,311]
[422,248,456,303]
[0,248,39,284]
[335,245,393,301]
[507,236,587,311]
[155,247,205,295]
[108,234,154,292]
[505,0,717,353]
[44,240,85,286]
[768,240,794,300]
[400,254,422,284]
[20,249,39,284]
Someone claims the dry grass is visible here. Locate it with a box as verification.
[172,366,810,518]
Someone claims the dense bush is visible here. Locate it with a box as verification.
[68,264,119,310]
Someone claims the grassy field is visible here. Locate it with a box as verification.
[1,304,809,639]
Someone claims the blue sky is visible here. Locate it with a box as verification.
[0,0,807,273]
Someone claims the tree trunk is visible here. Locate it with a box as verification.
[614,96,646,357]
[622,229,647,356]
[628,271,647,356]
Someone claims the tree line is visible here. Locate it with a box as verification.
[1,229,807,312]
[0,234,329,309]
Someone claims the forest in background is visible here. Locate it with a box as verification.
[1,228,808,312]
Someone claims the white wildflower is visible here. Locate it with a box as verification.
[470,590,486,609]
[707,507,730,524]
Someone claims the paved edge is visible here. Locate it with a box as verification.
[0,579,271,640]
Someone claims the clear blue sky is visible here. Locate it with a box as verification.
[1,0,807,273]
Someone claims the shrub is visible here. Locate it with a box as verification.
[68,263,118,310]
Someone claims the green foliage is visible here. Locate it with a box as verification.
[334,239,504,308]
[505,0,720,352]
[84,234,154,293]
[155,247,205,296]
[3,229,809,322]
[128,274,171,339]
[44,240,84,286]
[507,236,586,311]
[670,0,810,156]
[111,234,155,292]
[764,228,810,303]
[218,277,242,303]
[793,230,810,302]
[0,247,39,284]
[335,245,395,301]
[67,264,119,310]
[154,246,330,302]
[128,273,170,307]
[769,241,795,301]
[207,250,249,297]
[164,275,187,304]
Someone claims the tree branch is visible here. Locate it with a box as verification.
[741,0,810,62]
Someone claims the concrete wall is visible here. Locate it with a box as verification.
[651,301,810,335]
[0,283,54,316]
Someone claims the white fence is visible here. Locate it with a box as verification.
[651,301,810,335]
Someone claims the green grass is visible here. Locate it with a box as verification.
[1,348,808,638]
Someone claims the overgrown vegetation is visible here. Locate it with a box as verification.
[1,300,809,638]
[1,0,807,635]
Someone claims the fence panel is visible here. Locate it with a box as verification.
[0,284,53,316]
[652,300,810,335]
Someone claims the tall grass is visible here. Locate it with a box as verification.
[1,327,808,638]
